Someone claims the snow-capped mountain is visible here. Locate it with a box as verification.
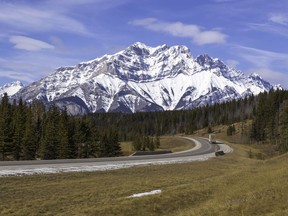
[13,42,275,114]
[0,81,24,97]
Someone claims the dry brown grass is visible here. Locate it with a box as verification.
[1,136,288,216]
[120,135,195,156]
[156,135,195,152]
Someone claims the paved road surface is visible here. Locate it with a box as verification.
[0,137,212,166]
[0,137,232,176]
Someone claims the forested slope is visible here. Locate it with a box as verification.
[1,89,288,161]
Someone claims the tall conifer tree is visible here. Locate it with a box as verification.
[0,93,13,160]
[40,105,60,159]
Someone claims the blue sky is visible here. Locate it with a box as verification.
[0,0,288,87]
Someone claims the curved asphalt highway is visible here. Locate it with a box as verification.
[0,137,215,168]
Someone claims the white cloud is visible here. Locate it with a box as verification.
[130,18,227,45]
[9,36,54,51]
[269,14,288,26]
[0,4,92,36]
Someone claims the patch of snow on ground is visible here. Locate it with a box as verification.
[0,154,214,177]
[128,189,162,198]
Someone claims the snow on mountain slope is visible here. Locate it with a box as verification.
[12,42,275,114]
[0,81,24,97]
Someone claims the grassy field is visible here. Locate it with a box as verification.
[120,135,195,156]
[1,138,288,215]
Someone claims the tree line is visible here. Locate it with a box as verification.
[1,88,288,160]
[0,93,121,160]
[250,89,288,152]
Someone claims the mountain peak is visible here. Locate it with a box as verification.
[126,42,191,57]
[0,81,24,97]
[195,54,214,66]
[125,42,151,56]
[7,80,24,87]
[131,41,149,49]
[195,54,227,71]
[249,73,262,79]
[169,45,191,55]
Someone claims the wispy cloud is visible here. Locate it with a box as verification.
[130,18,227,45]
[0,53,82,84]
[0,70,35,83]
[235,45,288,86]
[248,13,288,37]
[0,3,92,36]
[9,36,54,51]
[237,46,288,68]
[269,13,288,26]
[46,0,130,10]
[226,59,240,68]
[248,23,288,37]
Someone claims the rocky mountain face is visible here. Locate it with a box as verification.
[11,42,275,115]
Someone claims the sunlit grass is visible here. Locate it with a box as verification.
[1,142,288,215]
[120,135,195,156]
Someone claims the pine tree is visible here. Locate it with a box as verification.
[30,100,46,157]
[132,136,142,151]
[40,105,60,159]
[250,93,267,142]
[87,126,100,158]
[279,101,288,152]
[147,136,155,151]
[74,117,92,158]
[57,109,71,159]
[227,124,236,136]
[22,108,37,160]
[109,131,121,156]
[99,131,121,157]
[11,98,26,160]
[0,93,13,160]
[99,133,108,157]
[155,135,160,148]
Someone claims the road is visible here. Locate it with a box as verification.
[0,137,233,176]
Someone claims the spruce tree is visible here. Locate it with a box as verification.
[280,101,288,152]
[132,136,142,151]
[40,105,60,159]
[0,93,13,160]
[74,117,92,158]
[11,98,26,160]
[22,108,37,160]
[251,93,267,142]
[109,131,121,156]
[30,100,46,156]
[57,109,71,159]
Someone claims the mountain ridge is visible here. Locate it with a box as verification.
[5,42,279,114]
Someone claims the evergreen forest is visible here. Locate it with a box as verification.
[1,88,288,161]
